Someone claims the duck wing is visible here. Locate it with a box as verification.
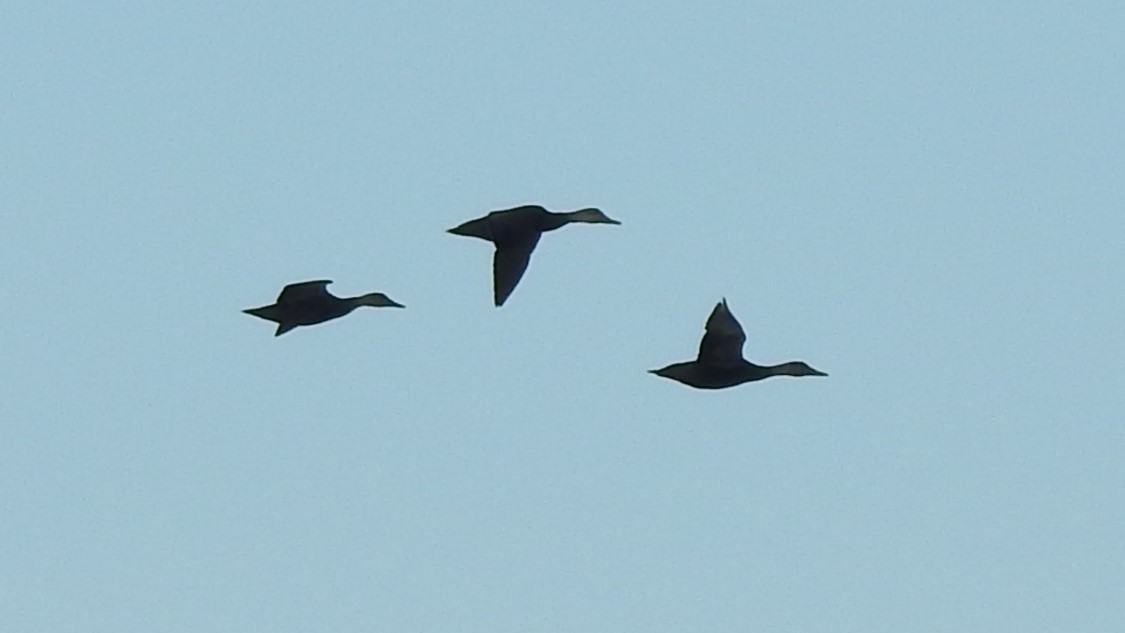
[276,279,333,305]
[697,299,747,365]
[492,233,542,306]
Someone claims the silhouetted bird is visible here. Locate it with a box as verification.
[447,205,621,306]
[650,299,827,389]
[243,280,404,336]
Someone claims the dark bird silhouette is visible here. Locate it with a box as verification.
[650,299,827,389]
[447,204,621,306]
[243,280,404,336]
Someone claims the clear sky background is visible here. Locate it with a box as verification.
[2,2,1123,631]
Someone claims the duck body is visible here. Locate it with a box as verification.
[649,360,789,389]
[650,359,824,389]
[650,299,827,389]
[243,280,404,336]
[447,205,620,306]
[447,205,568,242]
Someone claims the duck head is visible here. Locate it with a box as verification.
[356,292,405,308]
[772,361,828,377]
[567,208,621,224]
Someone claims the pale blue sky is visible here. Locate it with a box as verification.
[2,2,1123,631]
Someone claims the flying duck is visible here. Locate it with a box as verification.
[243,280,404,336]
[650,299,827,389]
[447,205,621,306]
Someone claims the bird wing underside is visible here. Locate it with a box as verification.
[697,300,747,365]
[276,279,333,304]
[492,233,542,306]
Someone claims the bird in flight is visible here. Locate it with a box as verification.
[243,280,404,336]
[650,299,827,389]
[447,204,621,306]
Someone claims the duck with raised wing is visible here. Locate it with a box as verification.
[243,280,404,336]
[650,299,827,389]
[447,204,621,306]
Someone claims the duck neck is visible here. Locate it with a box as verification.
[541,211,576,232]
[339,296,367,313]
[543,208,598,232]
[761,362,802,377]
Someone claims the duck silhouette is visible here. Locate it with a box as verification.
[243,280,404,336]
[650,299,827,389]
[447,204,621,306]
